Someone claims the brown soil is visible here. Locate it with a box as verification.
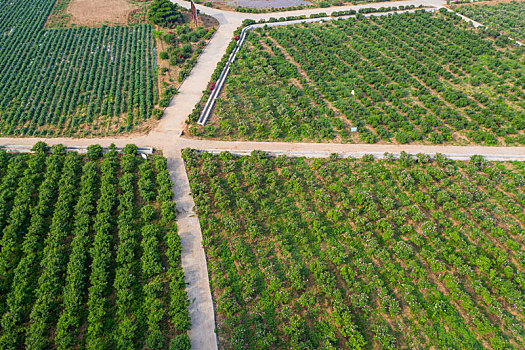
[67,0,138,26]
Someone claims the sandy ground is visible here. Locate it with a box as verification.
[67,0,137,26]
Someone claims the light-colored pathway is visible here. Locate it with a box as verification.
[3,136,525,161]
[165,150,218,350]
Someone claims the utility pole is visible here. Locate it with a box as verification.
[190,0,198,28]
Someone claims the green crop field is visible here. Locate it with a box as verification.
[455,1,525,42]
[195,10,525,145]
[0,145,189,350]
[0,0,156,137]
[184,149,525,349]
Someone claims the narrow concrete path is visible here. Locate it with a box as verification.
[152,20,240,135]
[165,149,218,350]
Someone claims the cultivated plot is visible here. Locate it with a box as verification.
[184,149,525,349]
[0,145,190,350]
[0,0,155,137]
[196,10,525,145]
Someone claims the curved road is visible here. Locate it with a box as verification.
[2,0,525,349]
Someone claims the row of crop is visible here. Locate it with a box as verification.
[0,156,28,233]
[183,150,525,348]
[0,0,156,136]
[25,152,81,349]
[0,151,47,310]
[137,160,166,348]
[0,150,64,349]
[54,159,100,349]
[111,153,141,349]
[85,150,119,349]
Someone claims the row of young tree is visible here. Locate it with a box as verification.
[0,0,156,137]
[0,144,190,349]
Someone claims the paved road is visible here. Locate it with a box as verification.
[2,1,525,349]
[3,136,525,160]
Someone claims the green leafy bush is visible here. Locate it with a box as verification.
[147,0,182,26]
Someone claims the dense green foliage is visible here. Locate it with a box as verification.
[157,24,215,85]
[0,146,190,349]
[0,0,156,137]
[184,149,525,349]
[148,0,182,26]
[198,11,525,145]
[456,1,525,42]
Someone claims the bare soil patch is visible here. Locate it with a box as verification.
[67,0,138,26]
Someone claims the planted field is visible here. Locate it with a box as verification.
[197,10,525,145]
[184,149,525,349]
[455,1,525,42]
[0,0,156,137]
[0,145,190,349]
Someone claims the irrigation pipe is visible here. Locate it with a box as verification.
[196,7,437,126]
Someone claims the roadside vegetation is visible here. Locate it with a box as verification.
[149,0,218,110]
[194,10,525,145]
[454,1,525,42]
[0,143,190,349]
[195,0,401,14]
[184,149,525,349]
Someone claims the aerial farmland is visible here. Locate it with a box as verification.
[0,0,523,349]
